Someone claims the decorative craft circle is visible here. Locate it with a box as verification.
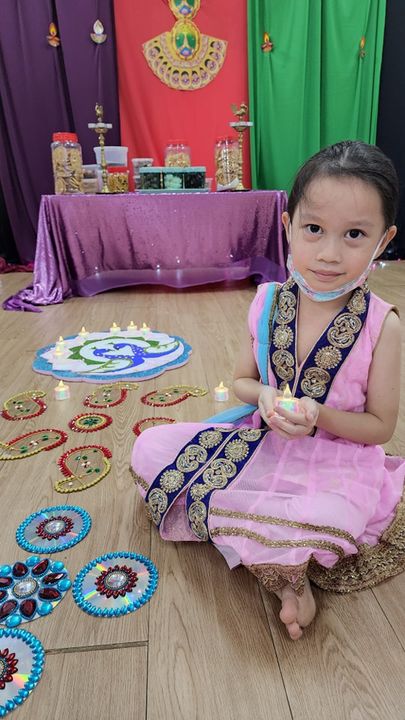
[68,413,112,433]
[133,417,176,436]
[32,330,192,384]
[0,626,45,717]
[16,506,91,554]
[72,552,158,618]
[0,558,71,628]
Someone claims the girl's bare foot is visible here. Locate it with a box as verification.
[275,577,316,640]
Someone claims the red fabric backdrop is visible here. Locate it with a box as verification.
[114,0,250,188]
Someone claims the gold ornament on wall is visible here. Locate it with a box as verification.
[91,20,107,44]
[47,22,60,47]
[261,32,274,53]
[143,0,227,91]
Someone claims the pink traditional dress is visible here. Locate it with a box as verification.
[131,279,405,595]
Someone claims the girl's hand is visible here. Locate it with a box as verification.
[258,386,279,426]
[268,396,319,440]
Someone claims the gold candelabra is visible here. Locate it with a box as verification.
[88,104,113,193]
[229,103,253,191]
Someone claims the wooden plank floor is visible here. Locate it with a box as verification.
[0,263,404,720]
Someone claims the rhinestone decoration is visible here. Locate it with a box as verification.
[68,413,113,433]
[141,385,207,407]
[55,445,112,493]
[133,417,175,436]
[1,391,47,422]
[73,552,158,618]
[0,627,45,716]
[0,430,67,462]
[16,506,91,554]
[0,558,71,627]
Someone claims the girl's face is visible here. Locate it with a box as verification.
[282,176,396,294]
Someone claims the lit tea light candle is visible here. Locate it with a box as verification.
[57,336,65,347]
[78,326,89,338]
[127,321,138,331]
[140,322,150,335]
[214,381,229,402]
[274,384,300,413]
[53,343,64,358]
[109,322,121,333]
[54,380,70,400]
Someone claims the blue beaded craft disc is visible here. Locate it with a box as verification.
[0,627,45,717]
[73,552,158,618]
[16,505,91,554]
[0,558,71,628]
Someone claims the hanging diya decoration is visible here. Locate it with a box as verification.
[69,412,112,433]
[0,557,71,628]
[47,22,60,47]
[133,417,176,436]
[142,0,227,91]
[261,32,274,53]
[1,391,47,422]
[0,627,45,717]
[141,384,207,407]
[90,19,107,44]
[0,429,67,462]
[16,505,92,555]
[72,551,158,618]
[55,445,112,493]
[84,383,138,409]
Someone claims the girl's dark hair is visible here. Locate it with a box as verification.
[288,140,399,228]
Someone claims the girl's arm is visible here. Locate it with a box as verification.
[315,310,401,444]
[267,310,401,444]
[233,323,280,425]
[232,323,262,404]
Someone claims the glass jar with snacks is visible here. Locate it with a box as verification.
[106,166,129,193]
[164,140,191,168]
[214,136,239,189]
[51,132,84,194]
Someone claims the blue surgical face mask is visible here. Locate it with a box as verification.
[286,227,386,302]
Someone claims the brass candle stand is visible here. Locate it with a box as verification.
[229,103,253,191]
[88,104,113,193]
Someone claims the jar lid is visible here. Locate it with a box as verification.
[107,166,129,173]
[52,132,78,142]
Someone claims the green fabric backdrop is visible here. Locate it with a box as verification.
[248,0,386,191]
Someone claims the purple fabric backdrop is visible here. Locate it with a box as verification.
[4,191,288,312]
[0,0,120,262]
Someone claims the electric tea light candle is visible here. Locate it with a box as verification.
[274,384,300,413]
[214,381,229,402]
[54,380,70,400]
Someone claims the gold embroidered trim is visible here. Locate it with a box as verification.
[129,466,149,492]
[271,281,369,398]
[248,561,309,596]
[209,507,359,547]
[210,526,346,559]
[308,484,405,593]
[267,284,280,347]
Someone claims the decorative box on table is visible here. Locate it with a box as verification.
[139,166,206,192]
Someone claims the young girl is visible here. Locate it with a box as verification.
[131,141,405,640]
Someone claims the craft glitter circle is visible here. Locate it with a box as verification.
[0,626,45,717]
[68,413,112,433]
[16,506,92,554]
[72,552,158,618]
[0,558,71,628]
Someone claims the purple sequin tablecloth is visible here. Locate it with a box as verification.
[4,191,287,312]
